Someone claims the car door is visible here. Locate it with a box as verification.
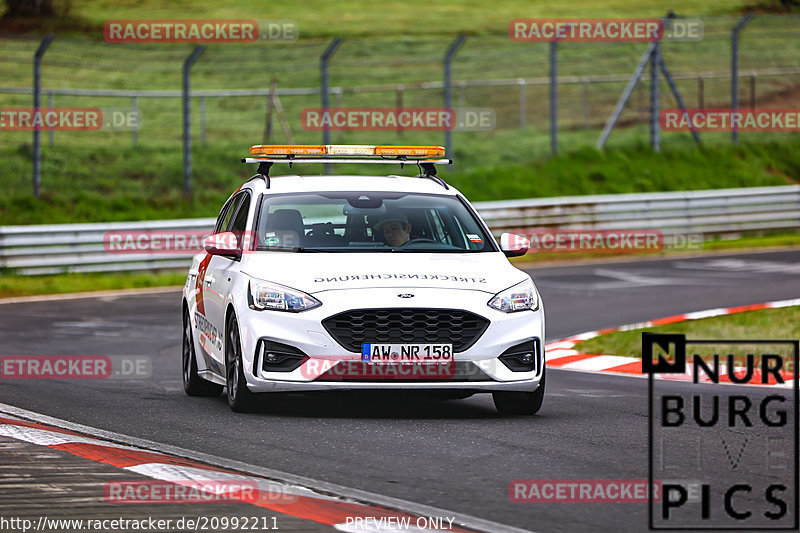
[205,191,251,370]
[194,193,242,373]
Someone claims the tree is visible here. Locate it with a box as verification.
[3,0,56,17]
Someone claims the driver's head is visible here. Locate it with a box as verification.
[374,215,412,247]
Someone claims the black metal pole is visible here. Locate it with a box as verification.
[182,45,205,198]
[444,35,467,156]
[33,34,55,198]
[731,14,753,145]
[650,42,660,152]
[549,41,558,154]
[320,38,343,174]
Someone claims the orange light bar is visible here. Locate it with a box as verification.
[250,145,326,156]
[375,145,446,156]
[249,145,446,157]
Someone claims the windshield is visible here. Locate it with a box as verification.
[254,192,495,253]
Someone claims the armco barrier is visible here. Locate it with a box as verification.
[1,185,799,275]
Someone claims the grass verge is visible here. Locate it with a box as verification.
[511,232,800,265]
[0,271,186,299]
[575,306,799,372]
[2,133,799,225]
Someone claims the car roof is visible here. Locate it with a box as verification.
[241,174,462,196]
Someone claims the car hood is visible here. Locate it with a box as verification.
[240,252,528,295]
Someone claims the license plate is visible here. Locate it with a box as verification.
[361,344,453,364]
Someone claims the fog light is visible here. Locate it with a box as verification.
[257,340,309,373]
[499,339,540,372]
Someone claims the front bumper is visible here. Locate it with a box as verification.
[236,287,545,393]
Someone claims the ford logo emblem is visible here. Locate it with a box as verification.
[397,293,414,298]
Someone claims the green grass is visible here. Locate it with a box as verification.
[581,305,800,357]
[0,0,777,40]
[510,232,800,266]
[2,130,798,224]
[575,306,800,373]
[1,4,798,225]
[0,271,186,298]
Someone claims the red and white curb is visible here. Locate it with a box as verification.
[544,298,800,387]
[0,405,530,533]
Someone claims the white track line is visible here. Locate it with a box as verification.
[0,403,535,533]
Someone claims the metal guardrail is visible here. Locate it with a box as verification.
[1,185,799,275]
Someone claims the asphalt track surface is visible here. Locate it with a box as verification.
[1,249,799,532]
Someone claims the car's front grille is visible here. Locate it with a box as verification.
[322,308,490,353]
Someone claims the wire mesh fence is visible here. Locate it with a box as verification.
[0,14,799,199]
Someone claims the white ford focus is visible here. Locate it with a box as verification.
[181,145,545,414]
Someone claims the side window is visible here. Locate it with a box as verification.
[216,194,241,233]
[229,194,251,234]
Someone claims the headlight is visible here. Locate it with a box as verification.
[248,279,321,312]
[488,279,539,312]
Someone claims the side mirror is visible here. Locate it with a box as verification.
[499,232,530,258]
[203,232,241,259]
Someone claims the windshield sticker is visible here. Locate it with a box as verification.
[264,232,280,246]
[467,234,483,243]
[313,273,486,283]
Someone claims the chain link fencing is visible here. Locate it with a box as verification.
[0,14,798,200]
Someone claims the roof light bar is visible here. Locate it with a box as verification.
[250,145,326,156]
[249,144,446,158]
[375,146,445,156]
[242,157,451,165]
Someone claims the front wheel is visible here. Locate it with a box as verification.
[182,307,223,397]
[225,314,258,412]
[492,366,545,415]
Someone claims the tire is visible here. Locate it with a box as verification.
[225,313,258,412]
[492,366,545,415]
[182,307,223,397]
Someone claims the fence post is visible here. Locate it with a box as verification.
[396,84,404,138]
[650,42,660,152]
[32,33,54,198]
[132,95,138,146]
[698,76,704,109]
[749,73,756,109]
[182,45,205,198]
[582,78,591,129]
[597,41,656,149]
[200,96,206,144]
[443,34,467,155]
[731,14,754,144]
[47,92,54,147]
[517,78,527,129]
[320,37,343,174]
[549,41,558,154]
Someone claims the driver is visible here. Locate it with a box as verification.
[374,214,413,247]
